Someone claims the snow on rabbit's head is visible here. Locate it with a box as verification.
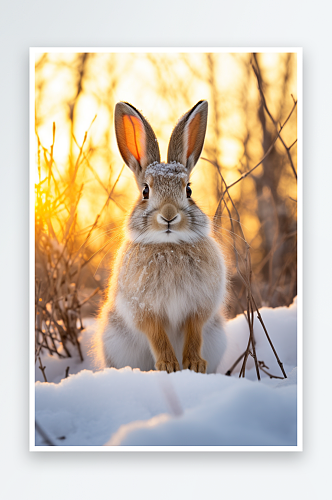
[114,101,210,244]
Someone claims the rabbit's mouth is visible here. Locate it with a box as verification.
[163,224,178,235]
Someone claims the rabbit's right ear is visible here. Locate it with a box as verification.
[167,100,208,174]
[114,102,160,180]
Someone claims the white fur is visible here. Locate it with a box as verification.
[128,226,208,244]
[101,322,155,372]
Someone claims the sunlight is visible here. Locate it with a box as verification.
[35,50,297,260]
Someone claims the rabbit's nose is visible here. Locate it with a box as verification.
[160,203,178,222]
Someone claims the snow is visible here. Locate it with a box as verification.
[145,161,187,179]
[34,298,298,448]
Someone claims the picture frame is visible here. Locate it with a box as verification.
[30,47,302,451]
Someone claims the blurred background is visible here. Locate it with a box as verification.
[34,51,297,362]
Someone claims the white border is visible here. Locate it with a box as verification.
[30,47,302,452]
[30,48,36,452]
[297,49,303,452]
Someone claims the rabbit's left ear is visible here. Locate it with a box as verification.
[167,100,208,173]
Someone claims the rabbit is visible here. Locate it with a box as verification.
[94,100,228,374]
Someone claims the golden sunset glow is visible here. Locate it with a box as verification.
[34,51,297,315]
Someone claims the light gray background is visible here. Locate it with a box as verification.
[0,1,329,498]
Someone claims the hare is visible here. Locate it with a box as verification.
[94,100,228,374]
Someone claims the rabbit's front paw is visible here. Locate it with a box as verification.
[183,357,207,374]
[156,360,180,373]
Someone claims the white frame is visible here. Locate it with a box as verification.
[30,47,302,452]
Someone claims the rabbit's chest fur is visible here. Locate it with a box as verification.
[114,237,226,328]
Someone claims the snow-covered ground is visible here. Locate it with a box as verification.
[34,298,298,448]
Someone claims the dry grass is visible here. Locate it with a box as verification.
[35,125,101,365]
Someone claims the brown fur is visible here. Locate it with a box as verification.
[182,315,208,373]
[136,315,180,373]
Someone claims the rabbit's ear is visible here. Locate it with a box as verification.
[167,100,208,173]
[114,102,160,179]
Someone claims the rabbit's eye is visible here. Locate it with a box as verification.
[142,184,149,199]
[186,184,192,198]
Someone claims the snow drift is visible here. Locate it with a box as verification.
[34,298,298,448]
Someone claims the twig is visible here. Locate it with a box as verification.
[248,293,260,380]
[83,156,125,213]
[38,356,47,382]
[258,361,285,380]
[225,350,246,376]
[79,287,100,307]
[252,295,287,378]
